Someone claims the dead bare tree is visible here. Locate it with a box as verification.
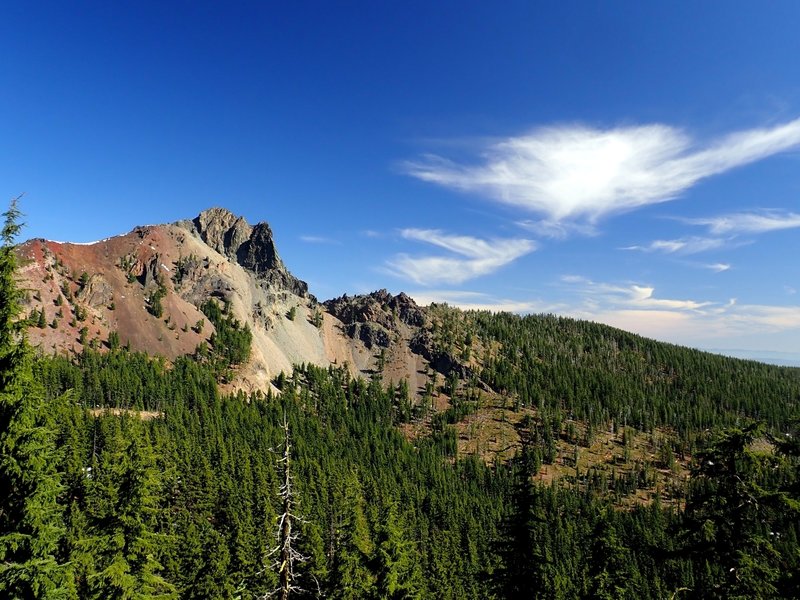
[262,414,308,600]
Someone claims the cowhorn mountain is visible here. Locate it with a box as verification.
[17,207,451,395]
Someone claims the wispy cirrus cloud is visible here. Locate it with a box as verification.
[621,236,728,255]
[405,118,800,224]
[559,275,800,345]
[385,229,536,285]
[702,262,732,273]
[624,209,799,258]
[683,210,800,234]
[299,234,339,244]
[625,209,800,258]
[516,219,598,239]
[560,275,713,311]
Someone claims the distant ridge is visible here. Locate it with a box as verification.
[706,348,800,367]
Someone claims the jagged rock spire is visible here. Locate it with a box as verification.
[180,207,308,297]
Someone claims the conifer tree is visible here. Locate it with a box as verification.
[494,459,540,597]
[328,473,375,600]
[587,511,633,599]
[82,416,176,599]
[0,198,71,598]
[373,502,422,600]
[683,424,783,599]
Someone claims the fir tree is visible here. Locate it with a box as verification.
[328,473,375,600]
[0,198,71,599]
[81,416,176,600]
[683,424,783,599]
[493,458,540,598]
[373,502,422,600]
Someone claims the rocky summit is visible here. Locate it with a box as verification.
[16,208,461,394]
[179,207,308,297]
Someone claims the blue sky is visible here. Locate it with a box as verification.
[3,2,800,362]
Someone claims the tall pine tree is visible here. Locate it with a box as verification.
[683,424,783,599]
[0,198,71,598]
[81,416,176,600]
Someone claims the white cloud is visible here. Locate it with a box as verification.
[702,262,732,273]
[621,236,728,255]
[299,235,339,244]
[560,274,590,284]
[684,210,800,234]
[407,290,560,314]
[624,210,798,258]
[385,229,536,285]
[627,285,714,310]
[560,276,713,311]
[559,275,800,346]
[405,118,800,224]
[723,304,800,330]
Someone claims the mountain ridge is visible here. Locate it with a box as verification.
[16,207,446,394]
[15,207,800,497]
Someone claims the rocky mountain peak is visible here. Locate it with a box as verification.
[179,207,308,297]
[191,207,251,259]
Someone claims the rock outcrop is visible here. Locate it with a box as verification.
[324,289,426,330]
[76,274,114,308]
[324,289,429,351]
[178,207,308,297]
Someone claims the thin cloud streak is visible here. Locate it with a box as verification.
[406,118,800,224]
[703,262,731,273]
[385,229,535,285]
[684,210,800,234]
[299,235,339,244]
[621,236,728,255]
[559,276,713,311]
[516,219,597,239]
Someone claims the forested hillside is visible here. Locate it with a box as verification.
[6,350,800,599]
[2,203,799,599]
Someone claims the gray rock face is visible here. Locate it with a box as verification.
[410,329,472,379]
[189,207,251,260]
[324,289,426,350]
[344,322,391,349]
[77,274,114,308]
[324,289,426,329]
[180,207,308,297]
[237,223,279,273]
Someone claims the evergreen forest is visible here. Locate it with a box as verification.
[2,203,800,599]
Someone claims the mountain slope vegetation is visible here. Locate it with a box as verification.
[3,204,799,598]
